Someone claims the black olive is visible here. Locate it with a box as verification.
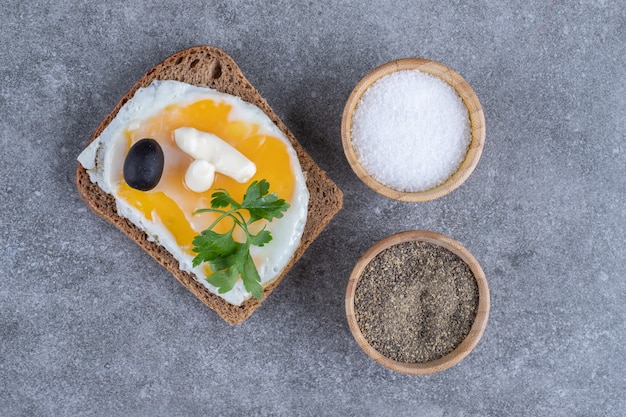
[123,138,164,191]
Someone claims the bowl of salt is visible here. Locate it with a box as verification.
[341,58,485,202]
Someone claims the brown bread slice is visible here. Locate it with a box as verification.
[76,46,343,324]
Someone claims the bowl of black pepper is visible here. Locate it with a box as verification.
[345,230,489,375]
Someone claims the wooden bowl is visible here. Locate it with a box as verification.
[345,230,490,375]
[341,58,486,202]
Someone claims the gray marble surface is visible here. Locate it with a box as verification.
[1,1,625,416]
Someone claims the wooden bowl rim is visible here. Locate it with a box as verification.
[345,230,490,375]
[341,58,486,202]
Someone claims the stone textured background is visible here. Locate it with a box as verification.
[1,1,624,415]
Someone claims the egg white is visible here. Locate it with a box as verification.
[78,80,309,306]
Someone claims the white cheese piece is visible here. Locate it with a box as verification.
[174,127,256,184]
[185,159,216,193]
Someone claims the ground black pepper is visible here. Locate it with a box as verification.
[354,241,479,363]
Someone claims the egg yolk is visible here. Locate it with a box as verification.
[116,99,295,255]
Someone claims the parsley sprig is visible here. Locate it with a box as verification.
[192,179,290,300]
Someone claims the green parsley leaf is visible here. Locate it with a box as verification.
[210,189,241,210]
[242,253,263,300]
[241,179,269,204]
[206,265,239,294]
[249,229,272,247]
[192,179,290,300]
[242,179,290,223]
[191,229,237,267]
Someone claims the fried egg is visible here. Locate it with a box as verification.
[78,80,309,306]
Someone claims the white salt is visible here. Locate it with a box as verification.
[351,69,471,192]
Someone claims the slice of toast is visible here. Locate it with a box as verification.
[76,46,343,324]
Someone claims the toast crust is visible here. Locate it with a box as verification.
[76,46,343,324]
